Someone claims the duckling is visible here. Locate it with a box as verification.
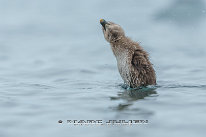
[100,19,156,88]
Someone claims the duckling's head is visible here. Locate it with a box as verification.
[100,19,125,43]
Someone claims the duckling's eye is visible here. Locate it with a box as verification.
[105,24,109,28]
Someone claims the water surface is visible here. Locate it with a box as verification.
[0,0,206,137]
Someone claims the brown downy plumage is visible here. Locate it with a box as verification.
[100,19,156,88]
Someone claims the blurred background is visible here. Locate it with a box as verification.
[0,0,206,137]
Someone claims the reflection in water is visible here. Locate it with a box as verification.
[155,0,206,25]
[111,85,157,101]
[110,86,157,111]
[126,87,157,100]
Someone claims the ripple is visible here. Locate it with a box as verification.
[157,83,206,89]
[7,82,56,90]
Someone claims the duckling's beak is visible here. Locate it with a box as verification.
[100,19,108,30]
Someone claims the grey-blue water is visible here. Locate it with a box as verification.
[0,0,206,137]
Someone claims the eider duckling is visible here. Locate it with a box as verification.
[100,19,156,88]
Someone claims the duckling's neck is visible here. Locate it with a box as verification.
[110,36,134,57]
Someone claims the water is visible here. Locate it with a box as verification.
[0,0,206,137]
